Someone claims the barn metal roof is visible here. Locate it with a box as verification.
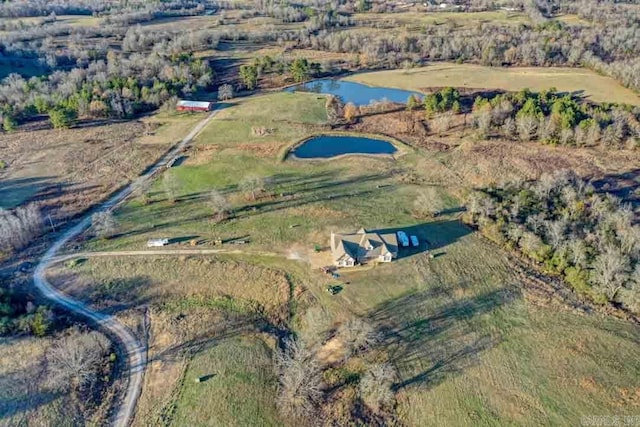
[177,100,212,108]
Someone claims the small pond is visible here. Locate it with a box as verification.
[291,135,397,159]
[285,79,423,106]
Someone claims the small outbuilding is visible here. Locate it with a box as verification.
[176,100,213,112]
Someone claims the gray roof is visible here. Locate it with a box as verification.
[177,100,212,108]
[331,229,398,263]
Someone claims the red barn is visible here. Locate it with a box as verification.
[176,100,213,112]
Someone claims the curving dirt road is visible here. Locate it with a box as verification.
[33,111,218,427]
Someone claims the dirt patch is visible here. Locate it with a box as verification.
[236,141,284,157]
[317,335,348,365]
[185,145,222,166]
[616,388,640,407]
[579,377,599,393]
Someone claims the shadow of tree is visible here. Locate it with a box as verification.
[590,168,640,217]
[51,272,154,316]
[0,390,63,420]
[368,286,518,391]
[116,170,394,240]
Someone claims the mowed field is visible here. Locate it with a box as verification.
[347,63,640,105]
[56,91,640,426]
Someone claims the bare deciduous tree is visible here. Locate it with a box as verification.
[325,95,343,124]
[217,83,234,101]
[91,211,118,239]
[559,127,574,145]
[208,189,231,221]
[517,115,537,141]
[337,318,380,356]
[0,203,43,252]
[240,174,265,200]
[502,117,516,140]
[473,110,492,137]
[46,328,111,392]
[358,363,397,415]
[545,219,567,248]
[343,102,358,122]
[163,172,180,203]
[414,187,447,218]
[591,248,629,300]
[275,337,322,419]
[431,111,454,135]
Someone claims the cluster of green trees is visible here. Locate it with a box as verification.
[0,289,53,337]
[469,89,640,147]
[409,87,640,148]
[422,87,461,117]
[238,55,320,90]
[466,170,640,313]
[0,53,213,129]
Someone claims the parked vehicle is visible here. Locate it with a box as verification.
[410,235,419,247]
[327,285,343,295]
[396,231,410,247]
[147,238,169,247]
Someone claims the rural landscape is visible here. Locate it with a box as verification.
[0,0,639,426]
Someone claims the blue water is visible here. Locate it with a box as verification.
[285,79,423,106]
[292,135,397,159]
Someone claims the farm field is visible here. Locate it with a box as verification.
[0,111,202,217]
[76,92,427,253]
[347,63,640,105]
[0,14,102,27]
[170,336,283,427]
[1,0,640,425]
[52,90,640,426]
[46,253,297,426]
[353,10,531,27]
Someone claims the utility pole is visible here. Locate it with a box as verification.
[47,214,56,233]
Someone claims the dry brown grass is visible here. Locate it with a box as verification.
[0,119,172,219]
[0,330,114,426]
[349,63,640,105]
[48,255,294,323]
[444,138,640,187]
[46,255,300,425]
[237,141,285,157]
[351,108,640,190]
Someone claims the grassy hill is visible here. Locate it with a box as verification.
[56,91,640,426]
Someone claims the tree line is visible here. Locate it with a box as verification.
[238,55,320,89]
[0,50,213,128]
[410,87,640,149]
[466,170,640,314]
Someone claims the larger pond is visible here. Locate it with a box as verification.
[285,79,423,106]
[291,135,398,159]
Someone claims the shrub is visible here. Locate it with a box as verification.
[565,267,590,294]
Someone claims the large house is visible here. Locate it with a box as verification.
[330,228,398,267]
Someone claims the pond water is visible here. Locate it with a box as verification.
[291,135,397,159]
[285,79,423,106]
